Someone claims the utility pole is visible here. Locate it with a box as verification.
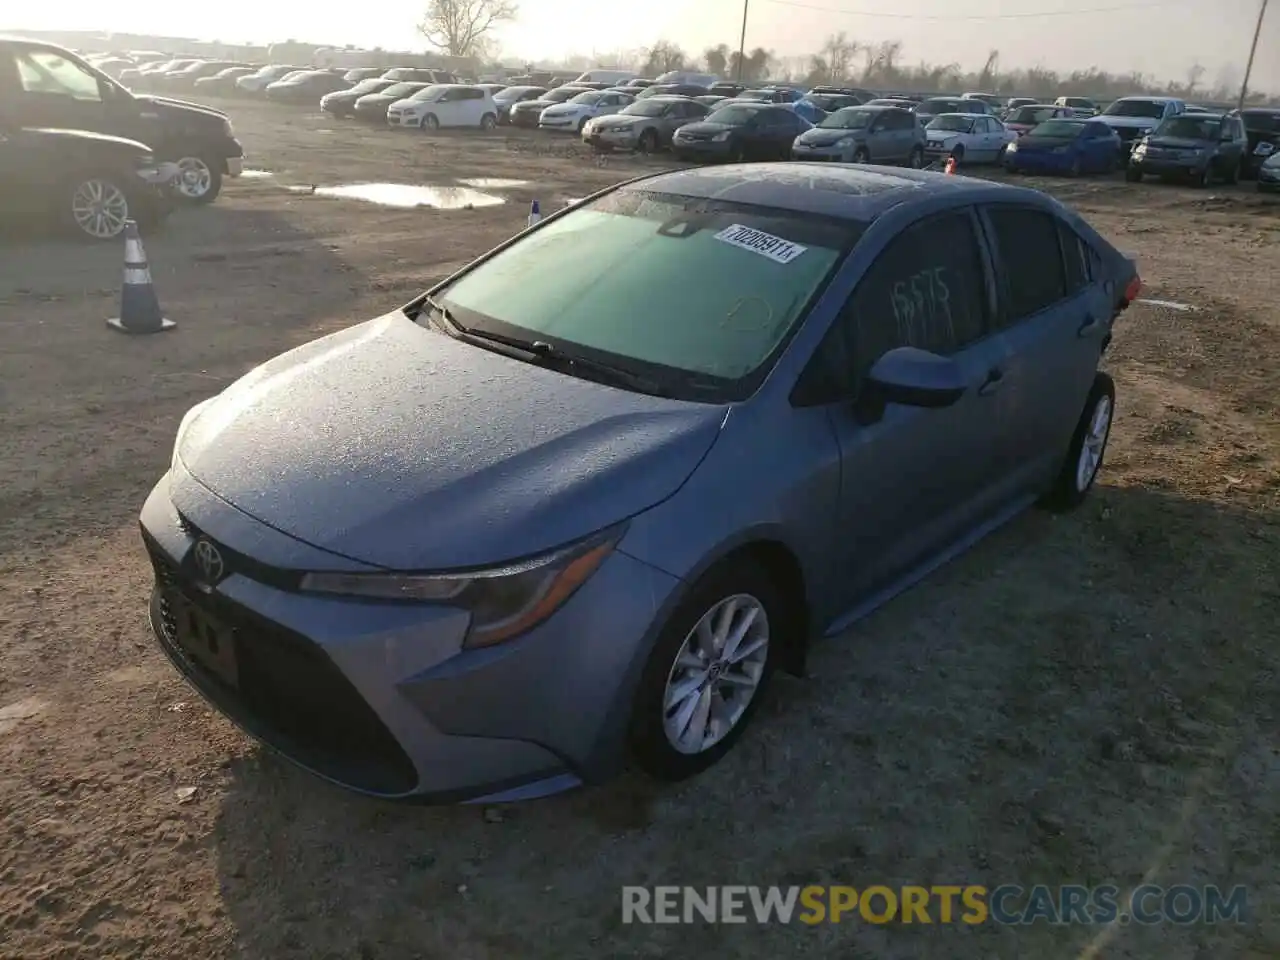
[736,0,749,83]
[1237,0,1269,112]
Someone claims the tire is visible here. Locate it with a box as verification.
[949,144,965,164]
[996,144,1009,166]
[852,146,871,164]
[577,116,589,133]
[637,128,659,154]
[629,559,781,781]
[1041,372,1116,512]
[421,114,440,132]
[1125,166,1143,183]
[480,113,497,131]
[907,145,924,168]
[1192,165,1211,188]
[64,175,133,240]
[1068,155,1083,177]
[1223,159,1240,185]
[728,143,745,163]
[173,155,222,204]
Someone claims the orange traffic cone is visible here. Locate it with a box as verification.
[107,221,175,334]
[944,157,957,175]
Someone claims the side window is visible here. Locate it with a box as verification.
[985,206,1069,322]
[16,50,103,102]
[813,211,992,401]
[888,111,911,130]
[1057,222,1091,293]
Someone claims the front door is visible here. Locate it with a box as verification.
[810,208,1011,609]
[4,46,112,134]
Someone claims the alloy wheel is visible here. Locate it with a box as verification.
[1075,395,1112,492]
[662,594,770,755]
[175,157,212,199]
[71,179,130,239]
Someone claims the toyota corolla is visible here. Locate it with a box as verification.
[142,163,1139,804]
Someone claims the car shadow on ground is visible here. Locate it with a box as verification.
[0,203,370,564]
[212,482,1279,959]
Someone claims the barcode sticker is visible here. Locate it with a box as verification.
[713,224,807,264]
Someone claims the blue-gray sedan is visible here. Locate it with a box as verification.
[141,163,1142,803]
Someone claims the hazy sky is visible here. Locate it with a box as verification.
[9,0,1278,91]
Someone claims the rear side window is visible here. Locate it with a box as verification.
[985,207,1069,322]
[1058,222,1094,293]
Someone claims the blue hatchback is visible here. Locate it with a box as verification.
[141,164,1141,804]
[1004,118,1123,175]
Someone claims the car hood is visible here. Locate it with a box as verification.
[22,126,151,154]
[1015,135,1076,151]
[177,311,727,570]
[676,121,738,136]
[388,97,428,109]
[1144,136,1210,150]
[513,99,554,111]
[796,127,863,146]
[134,93,228,123]
[542,103,587,116]
[925,128,968,140]
[1096,115,1160,129]
[593,112,639,125]
[356,93,398,106]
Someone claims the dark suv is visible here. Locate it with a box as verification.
[0,125,175,239]
[1127,111,1249,186]
[0,36,245,204]
[1240,107,1280,179]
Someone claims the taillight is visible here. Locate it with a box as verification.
[1124,275,1142,302]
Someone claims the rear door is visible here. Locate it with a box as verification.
[977,203,1108,493]
[801,207,1012,607]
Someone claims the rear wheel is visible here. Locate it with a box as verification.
[907,145,924,168]
[637,128,659,154]
[480,113,497,131]
[1223,159,1240,184]
[174,155,221,204]
[1068,154,1083,177]
[1041,373,1115,512]
[1125,166,1143,183]
[629,559,780,781]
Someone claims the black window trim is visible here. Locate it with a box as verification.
[790,203,1001,408]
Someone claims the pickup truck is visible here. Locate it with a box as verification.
[1091,96,1187,155]
[0,36,245,204]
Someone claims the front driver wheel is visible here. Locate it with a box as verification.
[66,176,132,240]
[1041,372,1115,512]
[852,146,871,164]
[421,114,440,132]
[629,560,780,781]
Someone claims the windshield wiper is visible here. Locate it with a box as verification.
[422,295,669,395]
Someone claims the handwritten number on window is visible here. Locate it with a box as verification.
[890,267,953,350]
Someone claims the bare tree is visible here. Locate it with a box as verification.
[418,0,516,57]
[704,44,730,76]
[641,41,686,76]
[729,46,774,83]
[1185,62,1205,96]
[977,49,1000,89]
[821,32,857,83]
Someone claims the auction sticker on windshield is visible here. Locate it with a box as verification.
[714,224,808,264]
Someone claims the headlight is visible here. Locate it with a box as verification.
[171,397,215,474]
[299,524,626,648]
[712,131,732,142]
[1005,141,1017,153]
[836,136,855,147]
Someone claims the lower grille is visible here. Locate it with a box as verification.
[147,540,418,795]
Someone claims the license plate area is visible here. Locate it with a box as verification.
[170,593,240,689]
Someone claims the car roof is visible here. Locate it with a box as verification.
[623,163,1035,223]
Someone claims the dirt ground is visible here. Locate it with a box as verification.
[1,99,1278,960]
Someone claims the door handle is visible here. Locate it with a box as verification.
[1078,316,1105,338]
[978,368,1004,396]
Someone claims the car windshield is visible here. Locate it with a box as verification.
[928,115,974,132]
[1154,115,1222,139]
[381,82,422,97]
[1242,111,1280,133]
[545,88,580,102]
[706,104,765,125]
[920,99,962,113]
[1102,99,1167,119]
[410,85,446,101]
[348,78,390,94]
[818,108,873,130]
[621,100,672,117]
[569,91,604,105]
[434,189,862,400]
[1067,98,1094,108]
[1031,120,1084,137]
[1012,106,1058,124]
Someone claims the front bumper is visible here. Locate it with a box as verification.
[139,468,680,803]
[671,138,733,160]
[1003,151,1072,173]
[387,111,420,128]
[791,143,852,162]
[538,115,580,131]
[509,111,541,128]
[584,128,641,149]
[1131,155,1209,178]
[1258,171,1280,192]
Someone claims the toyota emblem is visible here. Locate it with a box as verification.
[193,539,225,584]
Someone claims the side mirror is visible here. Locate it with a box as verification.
[865,347,968,409]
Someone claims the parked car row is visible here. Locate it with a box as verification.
[3,37,247,240]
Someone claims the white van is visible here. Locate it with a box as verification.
[573,68,636,86]
[655,71,720,88]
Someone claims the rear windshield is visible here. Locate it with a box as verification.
[921,99,964,112]
[1102,99,1167,119]
[435,190,864,401]
[1012,106,1059,124]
